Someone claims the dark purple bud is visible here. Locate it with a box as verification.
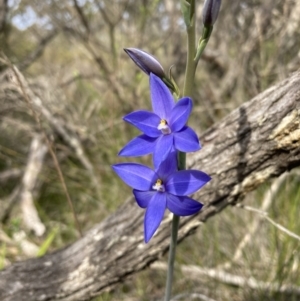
[124,48,166,78]
[202,0,221,26]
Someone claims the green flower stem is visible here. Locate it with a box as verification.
[183,2,197,97]
[164,150,186,301]
[178,151,186,170]
[164,214,180,301]
[164,1,197,300]
[194,25,213,65]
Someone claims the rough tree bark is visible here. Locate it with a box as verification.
[0,70,300,301]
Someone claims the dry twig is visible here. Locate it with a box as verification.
[237,204,300,242]
[20,134,47,236]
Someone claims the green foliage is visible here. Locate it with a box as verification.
[0,244,6,270]
[37,227,58,257]
[180,0,192,28]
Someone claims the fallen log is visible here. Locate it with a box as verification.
[0,70,299,301]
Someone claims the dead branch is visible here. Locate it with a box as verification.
[152,262,300,296]
[0,70,299,301]
[238,204,300,241]
[0,135,47,233]
[72,0,90,34]
[20,134,47,236]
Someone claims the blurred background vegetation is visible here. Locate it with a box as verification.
[0,0,300,300]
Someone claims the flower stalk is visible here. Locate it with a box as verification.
[194,25,213,64]
[164,214,180,301]
[183,0,197,98]
[165,1,197,300]
[115,1,220,300]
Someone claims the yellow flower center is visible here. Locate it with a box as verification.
[160,119,167,126]
[152,179,165,192]
[158,119,171,135]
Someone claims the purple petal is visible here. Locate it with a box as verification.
[124,48,165,77]
[123,111,161,138]
[112,163,156,190]
[119,135,156,157]
[173,126,201,152]
[150,73,174,119]
[202,0,221,26]
[133,190,156,208]
[165,170,211,196]
[167,194,203,216]
[153,134,174,169]
[144,192,166,243]
[169,97,192,132]
[155,148,178,179]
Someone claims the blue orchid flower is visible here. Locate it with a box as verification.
[202,0,222,26]
[124,48,166,78]
[119,73,200,168]
[112,155,210,243]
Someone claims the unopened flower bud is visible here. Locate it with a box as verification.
[124,48,166,78]
[202,0,221,26]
